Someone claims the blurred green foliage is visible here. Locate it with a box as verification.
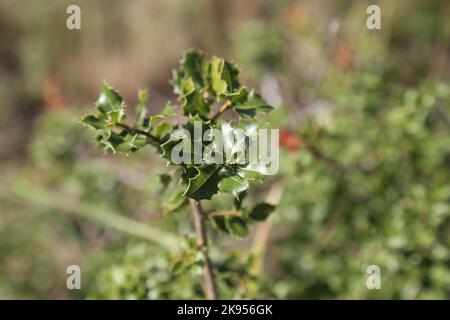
[273,82,450,299]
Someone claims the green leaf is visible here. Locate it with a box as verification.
[218,175,249,199]
[209,56,241,98]
[218,165,235,178]
[172,49,208,92]
[233,190,247,210]
[159,127,198,163]
[81,115,107,129]
[234,90,273,117]
[229,87,249,104]
[135,89,149,126]
[212,216,248,237]
[154,122,173,139]
[221,60,241,93]
[158,174,172,189]
[180,78,211,118]
[160,101,176,117]
[209,57,228,96]
[160,139,181,161]
[108,109,125,124]
[249,202,275,221]
[226,217,248,237]
[182,166,200,180]
[183,164,222,200]
[95,130,125,154]
[95,82,124,114]
[212,216,228,233]
[162,186,187,213]
[115,134,147,154]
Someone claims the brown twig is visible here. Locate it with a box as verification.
[189,199,219,300]
[115,123,163,146]
[210,100,232,122]
[251,183,284,274]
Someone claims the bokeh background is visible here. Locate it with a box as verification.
[0,0,449,299]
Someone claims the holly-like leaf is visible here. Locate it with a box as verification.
[81,115,107,129]
[108,109,125,124]
[172,49,208,92]
[115,133,147,154]
[181,166,200,181]
[95,130,125,154]
[183,164,222,200]
[234,90,272,117]
[95,82,124,114]
[179,78,211,118]
[160,138,181,161]
[229,87,249,104]
[209,57,228,97]
[139,100,175,133]
[249,202,275,221]
[83,83,128,135]
[209,57,241,97]
[220,60,241,94]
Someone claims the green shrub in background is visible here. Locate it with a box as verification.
[272,82,450,299]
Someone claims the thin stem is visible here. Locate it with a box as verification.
[189,199,219,300]
[115,123,163,146]
[2,181,181,251]
[209,210,240,217]
[210,100,232,122]
[251,183,284,274]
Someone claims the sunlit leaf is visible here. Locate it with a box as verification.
[218,176,249,199]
